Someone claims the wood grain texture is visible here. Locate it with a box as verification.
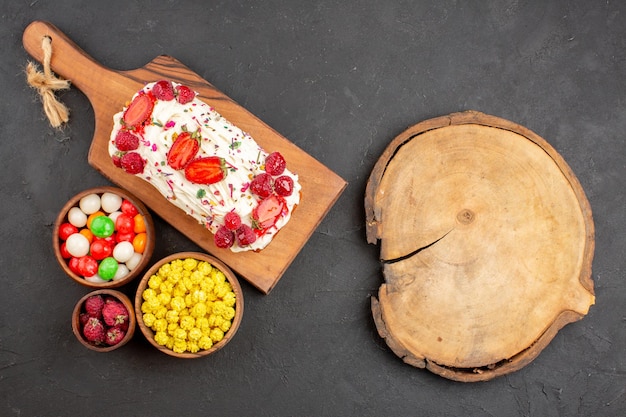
[24,20,347,294]
[366,111,595,382]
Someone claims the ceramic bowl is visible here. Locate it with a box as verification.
[53,186,155,288]
[135,252,244,358]
[72,289,136,352]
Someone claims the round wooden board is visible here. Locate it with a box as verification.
[365,111,595,382]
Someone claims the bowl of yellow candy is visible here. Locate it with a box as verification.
[134,252,244,358]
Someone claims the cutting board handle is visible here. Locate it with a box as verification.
[22,20,119,102]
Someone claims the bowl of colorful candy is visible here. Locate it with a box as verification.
[135,252,244,358]
[53,186,155,288]
[72,289,136,352]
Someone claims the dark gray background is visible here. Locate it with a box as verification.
[1,1,624,416]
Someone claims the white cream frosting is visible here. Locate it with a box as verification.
[108,81,301,252]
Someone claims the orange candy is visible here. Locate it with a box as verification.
[86,211,106,229]
[132,232,147,253]
[79,228,94,244]
[133,214,146,233]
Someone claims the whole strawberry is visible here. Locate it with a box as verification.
[102,299,130,327]
[105,326,127,346]
[84,295,105,318]
[83,317,106,345]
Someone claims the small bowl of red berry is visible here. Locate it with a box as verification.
[72,289,136,352]
[53,186,155,288]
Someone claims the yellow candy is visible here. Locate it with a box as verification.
[141,257,237,354]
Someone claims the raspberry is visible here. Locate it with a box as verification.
[114,130,139,151]
[235,224,257,246]
[176,85,196,104]
[105,326,126,346]
[102,299,129,326]
[120,152,146,174]
[274,175,294,196]
[264,152,286,176]
[250,173,273,198]
[223,212,242,231]
[214,226,235,249]
[111,153,122,168]
[84,295,105,318]
[79,313,90,326]
[152,80,175,101]
[83,317,105,344]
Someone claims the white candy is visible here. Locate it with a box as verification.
[79,194,101,215]
[65,233,90,257]
[112,241,134,263]
[67,207,87,228]
[108,211,122,223]
[100,192,123,213]
[85,274,108,283]
[125,252,143,270]
[112,264,130,281]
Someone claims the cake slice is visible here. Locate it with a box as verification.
[108,80,301,252]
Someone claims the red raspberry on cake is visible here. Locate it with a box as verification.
[235,224,257,246]
[224,212,242,231]
[152,80,175,101]
[176,85,196,104]
[114,131,139,151]
[250,173,274,198]
[214,226,235,249]
[120,152,146,174]
[264,152,286,176]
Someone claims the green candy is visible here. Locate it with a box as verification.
[90,215,115,238]
[98,257,119,281]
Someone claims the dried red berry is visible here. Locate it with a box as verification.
[224,212,242,231]
[235,224,257,246]
[214,226,235,249]
[152,80,175,101]
[250,173,273,198]
[120,152,146,174]
[274,175,294,196]
[176,85,196,104]
[114,131,139,151]
[264,152,286,176]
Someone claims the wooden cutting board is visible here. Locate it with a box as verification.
[365,111,595,382]
[23,20,347,294]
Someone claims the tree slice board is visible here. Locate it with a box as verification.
[23,20,347,294]
[365,111,595,382]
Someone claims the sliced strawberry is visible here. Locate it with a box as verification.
[252,195,285,230]
[167,129,201,170]
[184,156,227,184]
[123,94,154,128]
